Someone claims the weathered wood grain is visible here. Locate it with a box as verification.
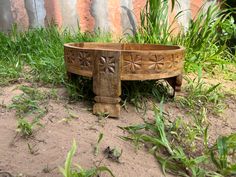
[64,42,185,118]
[93,50,121,117]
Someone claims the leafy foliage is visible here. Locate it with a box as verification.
[130,1,236,72]
[9,85,47,118]
[210,134,236,176]
[17,118,41,137]
[121,80,173,113]
[60,140,115,177]
[121,104,236,177]
[176,73,225,115]
[0,25,112,86]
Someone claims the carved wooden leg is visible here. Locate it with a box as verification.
[175,74,183,92]
[93,51,121,118]
[166,74,183,92]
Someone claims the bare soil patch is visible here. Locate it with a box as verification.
[0,79,235,177]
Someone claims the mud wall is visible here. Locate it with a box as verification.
[0,0,216,35]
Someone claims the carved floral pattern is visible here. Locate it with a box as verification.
[173,53,183,64]
[78,51,91,69]
[122,53,183,74]
[163,54,174,69]
[99,56,116,74]
[65,49,76,64]
[65,50,93,70]
[148,54,165,71]
[123,54,142,73]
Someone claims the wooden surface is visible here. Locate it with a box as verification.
[93,50,121,117]
[64,42,185,117]
[64,47,94,77]
[121,50,184,80]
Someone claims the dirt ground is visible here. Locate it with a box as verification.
[0,79,235,177]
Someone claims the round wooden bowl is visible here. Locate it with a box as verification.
[64,42,185,117]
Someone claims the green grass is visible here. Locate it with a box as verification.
[0,2,235,177]
[176,74,225,115]
[0,3,235,105]
[94,133,104,156]
[121,80,173,113]
[60,140,115,177]
[212,63,236,81]
[9,85,47,137]
[175,4,235,73]
[130,1,236,73]
[120,103,236,177]
[9,85,48,118]
[17,117,42,137]
[0,25,112,86]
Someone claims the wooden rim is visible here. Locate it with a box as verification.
[64,42,185,53]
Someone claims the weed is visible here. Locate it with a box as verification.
[12,86,45,137]
[66,76,93,102]
[48,88,59,100]
[176,3,236,72]
[212,63,236,81]
[95,112,110,127]
[60,140,115,177]
[121,103,236,177]
[9,85,47,118]
[169,107,209,154]
[131,0,177,44]
[16,118,41,137]
[209,133,236,176]
[97,112,109,120]
[0,25,112,86]
[176,73,225,115]
[121,80,172,113]
[94,133,104,156]
[130,1,236,73]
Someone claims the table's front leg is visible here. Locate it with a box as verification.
[93,51,121,118]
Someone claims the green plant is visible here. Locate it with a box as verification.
[66,76,94,102]
[95,111,110,126]
[60,140,115,177]
[121,102,236,177]
[0,24,112,86]
[219,16,236,45]
[121,104,208,176]
[174,3,235,72]
[9,85,47,118]
[209,133,236,176]
[131,0,177,44]
[130,1,235,73]
[121,80,172,113]
[94,133,104,156]
[16,118,41,137]
[176,72,225,115]
[169,108,209,153]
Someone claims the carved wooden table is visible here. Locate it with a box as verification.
[64,43,185,118]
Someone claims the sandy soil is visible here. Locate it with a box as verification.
[0,80,235,177]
